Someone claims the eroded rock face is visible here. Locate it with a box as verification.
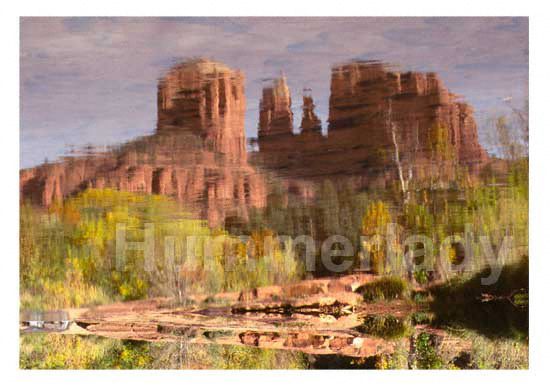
[157,60,247,163]
[67,275,406,358]
[300,94,322,134]
[327,61,487,166]
[20,59,490,226]
[20,60,266,227]
[258,75,294,137]
[255,61,488,186]
[62,275,477,362]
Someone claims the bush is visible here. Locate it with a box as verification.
[20,189,304,309]
[356,276,408,302]
[19,334,309,370]
[415,332,445,369]
[358,315,410,339]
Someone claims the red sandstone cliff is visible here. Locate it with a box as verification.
[157,60,247,163]
[21,59,490,225]
[21,60,266,227]
[328,61,487,166]
[300,94,322,134]
[255,61,488,185]
[258,75,294,138]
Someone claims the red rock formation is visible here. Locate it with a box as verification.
[255,61,488,186]
[258,75,294,138]
[300,94,322,134]
[158,60,247,163]
[20,59,490,227]
[256,79,326,165]
[20,60,266,227]
[328,62,487,167]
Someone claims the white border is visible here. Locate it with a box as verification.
[3,1,548,386]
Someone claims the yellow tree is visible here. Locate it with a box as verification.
[360,201,392,274]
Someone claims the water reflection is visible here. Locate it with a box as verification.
[21,59,490,231]
[19,58,528,369]
[428,258,528,341]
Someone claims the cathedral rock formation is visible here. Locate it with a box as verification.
[20,60,266,227]
[256,78,325,163]
[327,61,487,166]
[21,59,490,226]
[258,75,294,137]
[256,61,487,185]
[157,60,247,163]
[300,93,322,134]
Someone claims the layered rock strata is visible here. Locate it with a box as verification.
[21,59,490,225]
[256,61,488,186]
[21,60,266,227]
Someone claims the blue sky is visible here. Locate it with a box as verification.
[20,17,528,168]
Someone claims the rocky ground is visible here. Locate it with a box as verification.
[45,274,436,358]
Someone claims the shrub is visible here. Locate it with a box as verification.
[415,332,444,369]
[20,189,304,309]
[358,315,410,339]
[361,201,392,274]
[356,276,408,302]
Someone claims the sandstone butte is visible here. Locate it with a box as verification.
[20,59,489,227]
[257,60,488,184]
[20,60,267,227]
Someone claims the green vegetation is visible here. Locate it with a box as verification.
[428,257,528,341]
[414,332,445,369]
[19,334,163,369]
[360,201,392,274]
[239,153,528,280]
[357,315,411,339]
[460,330,529,369]
[20,334,308,369]
[20,189,303,310]
[356,276,408,302]
[409,328,528,370]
